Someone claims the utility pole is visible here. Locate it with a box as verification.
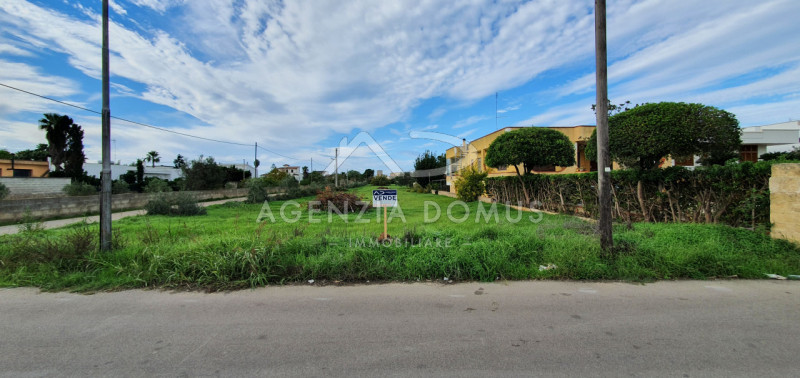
[254,142,258,178]
[100,0,112,252]
[595,0,613,251]
[334,148,339,187]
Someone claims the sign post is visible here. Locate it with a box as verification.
[372,189,398,240]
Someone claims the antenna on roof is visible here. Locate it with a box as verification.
[495,92,507,130]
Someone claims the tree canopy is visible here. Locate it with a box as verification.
[145,151,161,167]
[12,144,49,161]
[173,154,187,169]
[585,102,741,169]
[485,127,575,173]
[484,127,575,205]
[39,113,86,178]
[183,156,227,190]
[413,150,446,186]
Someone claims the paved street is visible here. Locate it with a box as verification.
[0,197,245,236]
[1,281,798,377]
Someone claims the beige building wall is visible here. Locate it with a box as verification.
[770,163,800,245]
[0,159,50,177]
[445,126,603,192]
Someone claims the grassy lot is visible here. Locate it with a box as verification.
[1,185,798,291]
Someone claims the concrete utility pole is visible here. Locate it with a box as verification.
[100,0,112,252]
[334,148,339,187]
[595,0,613,251]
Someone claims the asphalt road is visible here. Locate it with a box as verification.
[1,281,798,377]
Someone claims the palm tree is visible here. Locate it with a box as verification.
[38,113,71,170]
[145,150,161,167]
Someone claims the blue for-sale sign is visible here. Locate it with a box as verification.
[372,189,398,207]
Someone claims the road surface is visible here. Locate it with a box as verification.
[1,281,798,377]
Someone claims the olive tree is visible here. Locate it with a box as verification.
[485,127,575,205]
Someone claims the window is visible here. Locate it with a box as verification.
[740,145,758,162]
[13,169,32,177]
[497,165,508,171]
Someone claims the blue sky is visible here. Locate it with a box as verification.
[1,0,799,174]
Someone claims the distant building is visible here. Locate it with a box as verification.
[83,163,183,181]
[0,159,49,177]
[446,122,800,192]
[276,164,301,181]
[668,120,800,167]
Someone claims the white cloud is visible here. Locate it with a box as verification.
[127,0,183,14]
[497,105,519,114]
[1,0,799,167]
[453,115,489,129]
[109,0,126,15]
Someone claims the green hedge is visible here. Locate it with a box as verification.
[486,161,778,228]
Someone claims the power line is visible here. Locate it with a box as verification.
[2,81,319,164]
[256,144,305,162]
[0,82,251,146]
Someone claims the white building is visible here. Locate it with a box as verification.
[275,164,302,181]
[671,120,800,168]
[740,120,800,160]
[83,163,183,181]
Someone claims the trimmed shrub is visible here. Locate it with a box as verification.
[145,193,207,216]
[485,161,774,228]
[370,175,390,186]
[454,166,487,202]
[111,180,130,194]
[144,178,172,193]
[63,181,97,196]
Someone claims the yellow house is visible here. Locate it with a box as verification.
[445,126,601,191]
[0,159,50,177]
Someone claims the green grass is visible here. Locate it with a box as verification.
[1,185,798,291]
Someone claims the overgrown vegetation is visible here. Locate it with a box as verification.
[1,186,797,291]
[310,186,372,213]
[454,166,487,202]
[370,175,391,186]
[760,147,800,162]
[182,156,227,190]
[0,182,8,200]
[62,181,97,196]
[487,161,774,228]
[144,192,207,216]
[143,178,172,193]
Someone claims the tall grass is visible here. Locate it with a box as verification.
[1,185,798,291]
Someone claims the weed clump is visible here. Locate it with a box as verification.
[145,193,207,216]
[310,187,371,213]
[63,181,97,196]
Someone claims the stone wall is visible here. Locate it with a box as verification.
[769,163,800,244]
[0,188,247,223]
[0,178,71,199]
